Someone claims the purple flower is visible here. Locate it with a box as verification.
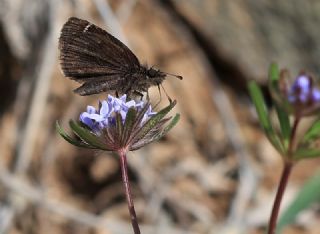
[312,89,320,102]
[79,106,104,133]
[277,73,320,117]
[288,75,313,104]
[80,95,156,133]
[58,94,179,152]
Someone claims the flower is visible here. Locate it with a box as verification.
[56,94,179,153]
[270,71,320,117]
[287,75,320,104]
[79,95,156,134]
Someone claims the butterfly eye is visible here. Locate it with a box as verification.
[148,68,158,77]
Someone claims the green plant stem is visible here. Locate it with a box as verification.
[288,117,300,156]
[118,150,140,234]
[267,117,300,234]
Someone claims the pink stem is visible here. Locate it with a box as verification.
[267,162,293,234]
[267,117,300,234]
[118,150,140,234]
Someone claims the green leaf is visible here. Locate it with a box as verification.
[293,148,320,160]
[275,104,291,149]
[133,100,177,142]
[122,107,137,144]
[115,112,123,143]
[69,120,109,150]
[155,114,180,140]
[301,118,320,145]
[268,63,281,98]
[268,63,280,84]
[55,121,95,149]
[248,82,272,131]
[268,63,280,101]
[268,63,291,145]
[277,172,320,232]
[248,81,284,154]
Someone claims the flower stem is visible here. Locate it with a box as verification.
[288,117,300,156]
[118,150,141,234]
[267,117,300,234]
[267,161,293,234]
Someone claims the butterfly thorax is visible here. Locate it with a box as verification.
[131,66,166,92]
[117,67,164,96]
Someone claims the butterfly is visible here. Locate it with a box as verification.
[59,17,182,98]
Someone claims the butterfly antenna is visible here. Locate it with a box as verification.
[164,72,183,80]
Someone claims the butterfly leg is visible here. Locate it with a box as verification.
[160,84,172,103]
[132,91,144,100]
[152,85,162,108]
[146,90,150,101]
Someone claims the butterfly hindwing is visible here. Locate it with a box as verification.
[73,74,125,95]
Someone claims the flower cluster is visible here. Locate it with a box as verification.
[249,63,320,160]
[57,95,179,153]
[269,66,320,118]
[79,95,156,134]
[280,73,320,116]
[287,75,320,105]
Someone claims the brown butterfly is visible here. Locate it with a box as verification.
[59,17,182,98]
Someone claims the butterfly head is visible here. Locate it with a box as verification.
[147,68,166,85]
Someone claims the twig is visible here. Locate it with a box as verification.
[0,167,132,233]
[212,89,259,234]
[92,0,128,44]
[134,154,216,232]
[0,166,191,234]
[116,0,137,24]
[14,0,62,175]
[0,1,63,233]
[0,204,14,234]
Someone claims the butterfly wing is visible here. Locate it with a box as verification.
[59,17,141,95]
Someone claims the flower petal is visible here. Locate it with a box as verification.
[100,100,111,117]
[120,94,127,102]
[87,106,97,114]
[312,89,320,102]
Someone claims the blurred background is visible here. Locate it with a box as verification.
[1,0,320,233]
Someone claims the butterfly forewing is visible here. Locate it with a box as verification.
[59,17,141,95]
